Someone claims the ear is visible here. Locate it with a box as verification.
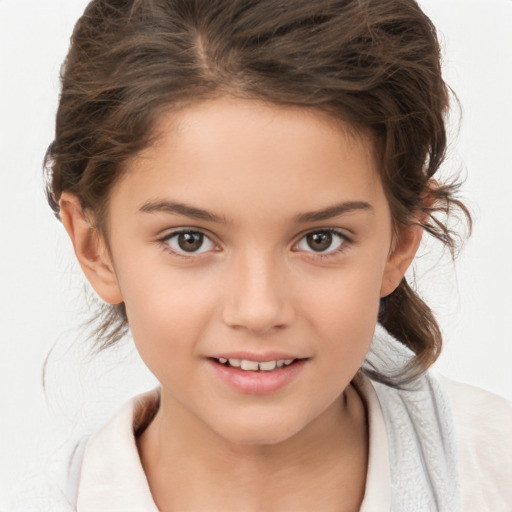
[59,192,124,305]
[380,222,423,297]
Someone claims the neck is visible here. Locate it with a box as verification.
[137,384,368,512]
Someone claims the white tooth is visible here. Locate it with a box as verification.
[259,360,277,371]
[218,357,227,364]
[241,360,259,371]
[276,360,285,368]
[229,358,241,367]
[283,359,294,366]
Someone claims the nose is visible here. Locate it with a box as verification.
[222,252,295,335]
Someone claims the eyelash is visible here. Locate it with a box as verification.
[157,228,351,260]
[158,228,218,259]
[293,228,351,261]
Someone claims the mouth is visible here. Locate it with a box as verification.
[207,355,308,394]
[210,357,299,372]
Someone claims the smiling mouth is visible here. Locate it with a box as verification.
[211,357,298,372]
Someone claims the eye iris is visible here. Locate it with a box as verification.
[307,232,332,252]
[177,232,203,252]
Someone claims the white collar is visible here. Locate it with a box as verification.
[76,376,390,511]
[77,390,161,512]
[355,372,391,511]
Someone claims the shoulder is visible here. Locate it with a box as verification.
[440,375,512,435]
[363,327,512,510]
[75,389,160,511]
[9,390,159,512]
[439,376,512,511]
[363,369,512,511]
[10,436,87,512]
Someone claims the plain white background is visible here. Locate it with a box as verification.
[1,0,511,506]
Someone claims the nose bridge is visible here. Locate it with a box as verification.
[222,247,293,334]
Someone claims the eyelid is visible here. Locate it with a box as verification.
[156,226,351,259]
[158,227,220,256]
[292,228,351,256]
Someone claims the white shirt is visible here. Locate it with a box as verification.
[68,373,511,512]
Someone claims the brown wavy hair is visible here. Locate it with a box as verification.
[45,0,471,383]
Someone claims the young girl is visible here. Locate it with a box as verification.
[17,0,512,510]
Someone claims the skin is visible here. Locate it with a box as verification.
[60,97,422,512]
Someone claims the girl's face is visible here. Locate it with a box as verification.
[66,97,419,445]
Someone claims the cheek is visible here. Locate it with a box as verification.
[114,257,219,364]
[312,281,380,353]
[302,253,388,357]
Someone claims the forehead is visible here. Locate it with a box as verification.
[113,97,386,221]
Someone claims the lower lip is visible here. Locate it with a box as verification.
[207,359,307,395]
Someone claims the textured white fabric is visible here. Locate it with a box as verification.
[372,374,461,511]
[363,325,512,512]
[364,326,461,512]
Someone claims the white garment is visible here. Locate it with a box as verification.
[12,329,512,511]
[14,373,511,512]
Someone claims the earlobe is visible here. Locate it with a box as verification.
[59,193,124,305]
[380,223,423,297]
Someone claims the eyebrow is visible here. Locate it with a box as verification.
[139,200,225,223]
[295,201,373,222]
[139,199,373,223]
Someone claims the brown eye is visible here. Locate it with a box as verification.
[164,230,215,254]
[306,232,332,252]
[178,232,204,252]
[296,230,346,253]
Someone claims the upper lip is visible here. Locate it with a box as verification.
[208,351,307,362]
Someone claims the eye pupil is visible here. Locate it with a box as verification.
[307,232,332,252]
[178,232,203,252]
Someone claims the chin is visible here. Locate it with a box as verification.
[211,413,310,447]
